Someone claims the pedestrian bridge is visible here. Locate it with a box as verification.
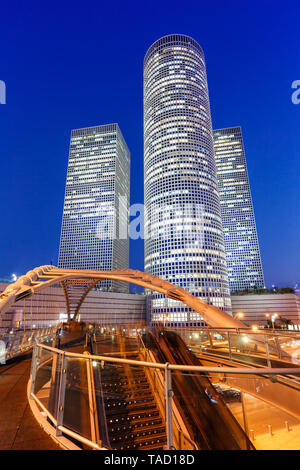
[0,264,246,329]
[1,265,300,450]
[28,325,300,450]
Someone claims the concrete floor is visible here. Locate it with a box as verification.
[0,329,86,450]
[228,392,300,450]
[0,355,61,450]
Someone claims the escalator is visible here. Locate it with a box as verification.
[143,328,255,450]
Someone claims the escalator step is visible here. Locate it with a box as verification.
[109,420,163,434]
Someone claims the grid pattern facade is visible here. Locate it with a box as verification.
[144,35,231,324]
[58,124,130,293]
[213,127,264,292]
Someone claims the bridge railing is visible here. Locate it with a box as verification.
[90,324,300,366]
[164,326,300,366]
[29,340,300,450]
[0,326,57,364]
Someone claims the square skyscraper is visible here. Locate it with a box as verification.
[58,124,130,293]
[213,126,264,292]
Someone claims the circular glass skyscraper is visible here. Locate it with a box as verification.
[144,34,231,324]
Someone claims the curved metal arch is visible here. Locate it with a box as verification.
[0,265,248,329]
[72,279,104,320]
[60,280,70,320]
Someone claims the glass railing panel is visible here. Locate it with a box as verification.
[170,369,254,450]
[47,351,63,419]
[186,330,210,353]
[208,371,300,450]
[168,328,300,367]
[33,348,55,402]
[22,332,32,349]
[7,333,20,352]
[229,332,267,361]
[211,330,229,352]
[63,356,92,442]
[270,334,300,364]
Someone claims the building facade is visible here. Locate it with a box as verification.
[144,34,231,325]
[213,127,264,292]
[231,293,300,328]
[58,124,130,292]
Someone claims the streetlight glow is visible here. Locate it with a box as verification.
[234,312,244,319]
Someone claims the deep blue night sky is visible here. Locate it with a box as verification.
[0,0,299,288]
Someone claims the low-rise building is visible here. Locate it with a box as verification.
[231,293,300,328]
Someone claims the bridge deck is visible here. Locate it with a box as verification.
[0,354,61,450]
[0,330,85,450]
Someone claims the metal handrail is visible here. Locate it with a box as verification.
[29,340,300,451]
[34,342,300,375]
[171,326,300,367]
[0,326,57,363]
[163,325,300,334]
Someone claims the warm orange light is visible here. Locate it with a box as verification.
[251,324,259,331]
[235,312,244,319]
[265,313,270,318]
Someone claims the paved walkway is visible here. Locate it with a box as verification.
[0,330,86,450]
[228,391,300,450]
[0,354,61,450]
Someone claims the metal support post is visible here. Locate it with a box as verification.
[56,353,67,436]
[30,343,40,396]
[264,335,272,368]
[285,421,290,432]
[268,424,273,436]
[164,363,174,450]
[227,332,232,359]
[275,336,282,360]
[241,391,249,438]
[208,331,213,348]
[199,331,202,351]
[85,352,100,446]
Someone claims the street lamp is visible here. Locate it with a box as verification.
[251,324,259,332]
[234,312,244,320]
[271,313,279,329]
